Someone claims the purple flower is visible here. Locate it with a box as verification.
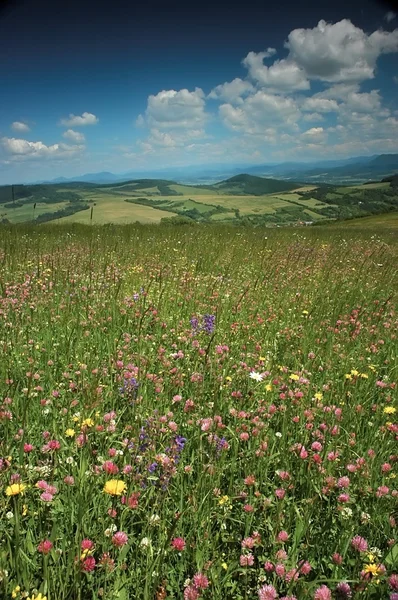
[190,316,199,331]
[202,314,215,334]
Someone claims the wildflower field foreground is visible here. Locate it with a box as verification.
[0,224,397,600]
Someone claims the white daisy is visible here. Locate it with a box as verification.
[249,371,264,382]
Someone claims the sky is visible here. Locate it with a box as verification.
[0,0,397,183]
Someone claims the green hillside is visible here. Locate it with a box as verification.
[213,173,299,195]
[0,176,397,227]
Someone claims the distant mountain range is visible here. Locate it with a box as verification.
[29,153,398,186]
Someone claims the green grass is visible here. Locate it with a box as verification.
[0,223,397,600]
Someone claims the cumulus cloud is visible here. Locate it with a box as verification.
[148,128,205,148]
[62,129,85,143]
[59,112,99,127]
[301,97,339,112]
[385,11,396,23]
[242,54,309,91]
[1,137,84,161]
[208,78,254,103]
[285,19,398,83]
[219,91,300,136]
[301,126,327,143]
[135,114,145,127]
[145,88,207,129]
[302,112,324,122]
[11,121,30,132]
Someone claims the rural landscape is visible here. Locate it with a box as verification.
[1,156,398,227]
[1,0,398,597]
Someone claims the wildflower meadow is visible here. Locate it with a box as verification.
[0,224,397,600]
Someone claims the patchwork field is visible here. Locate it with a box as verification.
[0,175,397,227]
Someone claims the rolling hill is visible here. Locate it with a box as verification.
[212,174,299,195]
[0,174,397,227]
[24,153,398,186]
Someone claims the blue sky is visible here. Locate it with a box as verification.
[0,0,397,183]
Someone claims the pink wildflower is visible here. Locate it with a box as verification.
[351,535,368,552]
[314,585,332,600]
[112,531,128,548]
[192,573,209,589]
[258,584,277,600]
[240,554,254,566]
[38,539,53,554]
[277,530,289,542]
[81,556,96,572]
[171,537,186,551]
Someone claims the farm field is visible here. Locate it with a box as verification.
[1,176,397,226]
[0,223,397,600]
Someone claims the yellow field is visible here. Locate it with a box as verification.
[54,194,177,224]
[1,202,66,224]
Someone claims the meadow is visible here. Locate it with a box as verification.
[0,223,397,600]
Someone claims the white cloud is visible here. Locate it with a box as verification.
[301,126,327,144]
[285,19,398,83]
[59,112,99,127]
[314,83,360,101]
[145,88,206,129]
[242,53,309,91]
[62,129,85,143]
[385,11,396,23]
[1,137,84,161]
[301,97,339,112]
[148,128,205,148]
[208,78,254,103]
[219,91,300,136]
[11,121,30,132]
[302,112,324,122]
[135,114,145,127]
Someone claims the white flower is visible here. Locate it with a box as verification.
[275,432,282,438]
[149,514,160,525]
[6,511,13,520]
[140,537,151,549]
[249,371,264,382]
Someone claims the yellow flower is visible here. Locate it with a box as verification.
[221,562,228,570]
[27,594,47,600]
[289,374,299,381]
[302,310,309,315]
[265,384,273,392]
[81,418,94,428]
[225,376,232,382]
[6,483,27,497]
[65,428,75,437]
[259,356,266,362]
[103,480,126,496]
[22,504,28,516]
[345,374,352,380]
[314,392,323,400]
[360,373,369,379]
[363,563,383,577]
[218,495,231,507]
[384,406,396,415]
[351,369,359,376]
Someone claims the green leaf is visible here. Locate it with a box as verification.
[385,543,398,567]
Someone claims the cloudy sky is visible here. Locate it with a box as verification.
[0,0,397,183]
